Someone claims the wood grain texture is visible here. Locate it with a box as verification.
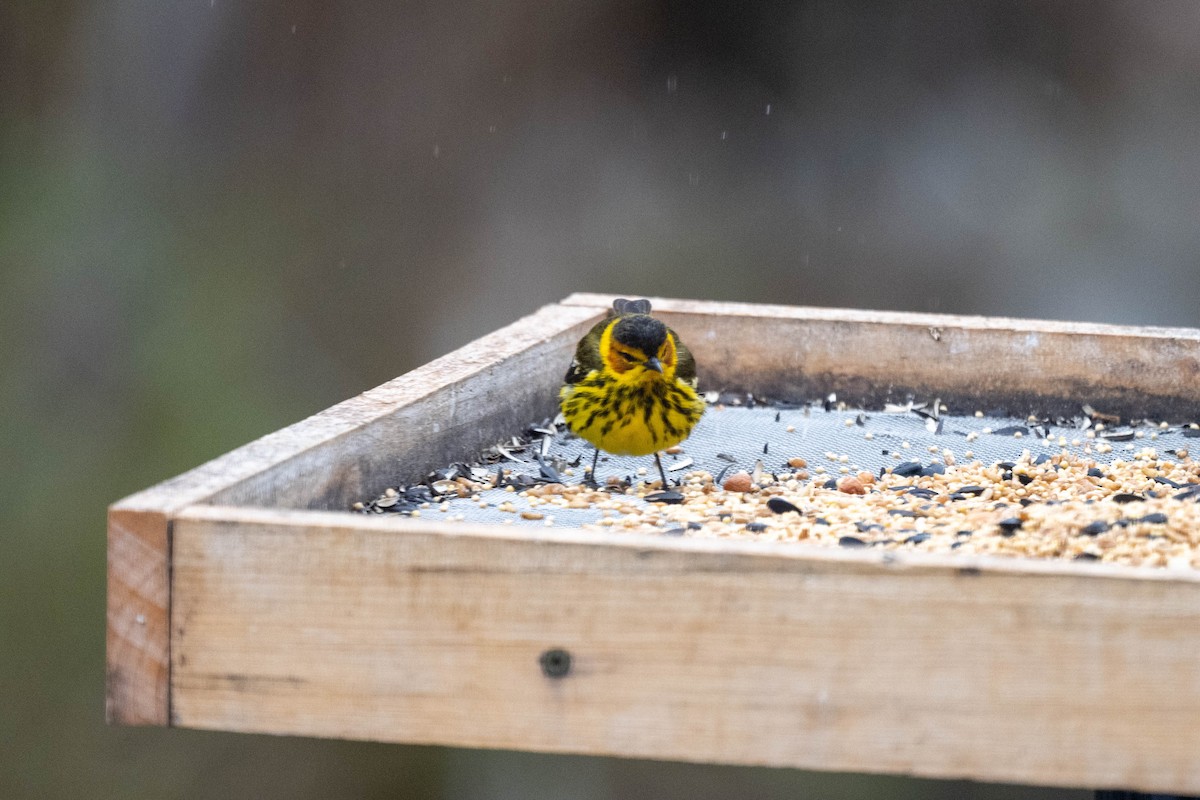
[106,301,604,725]
[563,293,1200,420]
[171,505,1200,794]
[106,506,171,724]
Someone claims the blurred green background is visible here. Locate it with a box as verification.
[5,1,1200,797]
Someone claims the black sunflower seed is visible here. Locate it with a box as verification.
[992,426,1028,436]
[430,466,459,482]
[404,486,432,502]
[767,497,801,515]
[997,517,1023,536]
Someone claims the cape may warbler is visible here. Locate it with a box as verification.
[559,298,705,488]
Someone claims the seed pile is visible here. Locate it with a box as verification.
[355,396,1200,569]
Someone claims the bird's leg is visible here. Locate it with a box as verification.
[585,446,601,487]
[654,452,670,489]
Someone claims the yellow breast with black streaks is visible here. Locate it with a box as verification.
[559,363,704,457]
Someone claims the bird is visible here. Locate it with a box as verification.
[559,298,705,490]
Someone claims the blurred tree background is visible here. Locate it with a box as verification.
[4,1,1199,797]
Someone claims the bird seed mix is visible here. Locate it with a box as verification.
[355,395,1200,569]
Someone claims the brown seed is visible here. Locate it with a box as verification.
[836,476,866,495]
[788,457,808,469]
[856,470,875,485]
[520,511,544,520]
[665,445,684,455]
[723,472,753,492]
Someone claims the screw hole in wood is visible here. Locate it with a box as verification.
[539,648,572,679]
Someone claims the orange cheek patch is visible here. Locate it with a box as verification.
[660,336,678,369]
[606,348,632,373]
[599,321,631,374]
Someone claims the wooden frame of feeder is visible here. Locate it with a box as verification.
[108,294,1200,795]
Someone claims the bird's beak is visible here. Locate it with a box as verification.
[643,356,663,373]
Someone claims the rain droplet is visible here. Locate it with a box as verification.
[765,103,772,115]
[666,74,678,93]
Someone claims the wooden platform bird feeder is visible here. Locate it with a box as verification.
[108,294,1200,796]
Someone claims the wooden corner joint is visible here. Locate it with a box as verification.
[106,506,171,726]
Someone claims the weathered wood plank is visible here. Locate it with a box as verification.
[106,301,604,725]
[171,505,1200,795]
[106,506,171,725]
[562,293,1200,420]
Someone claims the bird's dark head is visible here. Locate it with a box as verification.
[613,315,666,357]
[602,314,676,378]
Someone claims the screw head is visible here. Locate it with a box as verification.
[539,648,572,679]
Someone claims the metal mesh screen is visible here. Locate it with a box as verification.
[365,398,1196,529]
